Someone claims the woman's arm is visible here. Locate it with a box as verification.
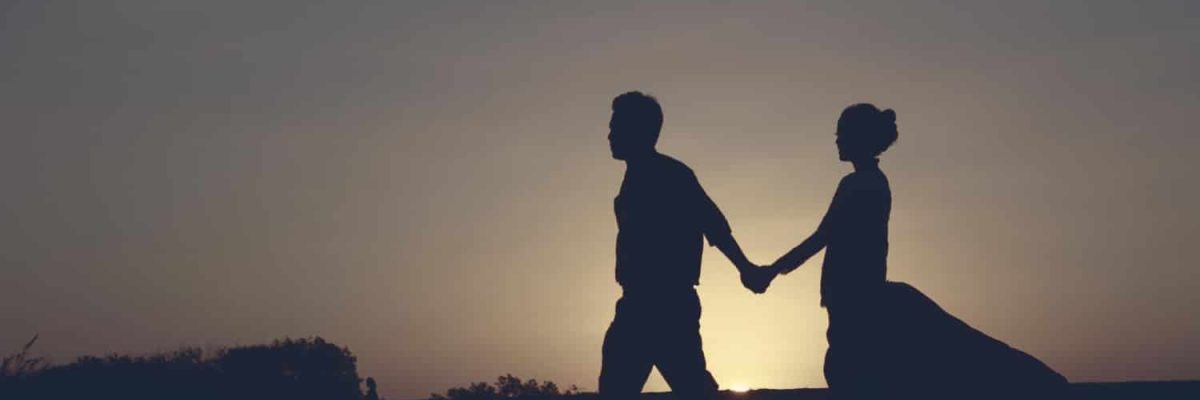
[772,228,827,275]
[771,179,847,274]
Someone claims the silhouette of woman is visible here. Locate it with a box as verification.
[753,104,1068,400]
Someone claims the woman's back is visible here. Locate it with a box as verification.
[820,160,891,308]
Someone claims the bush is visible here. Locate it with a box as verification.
[431,374,579,400]
[0,336,369,400]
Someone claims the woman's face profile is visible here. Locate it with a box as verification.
[836,132,856,161]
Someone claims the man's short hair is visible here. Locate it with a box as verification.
[612,91,664,144]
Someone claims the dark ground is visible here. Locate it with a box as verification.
[574,381,1200,400]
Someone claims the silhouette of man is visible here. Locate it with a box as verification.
[600,91,763,400]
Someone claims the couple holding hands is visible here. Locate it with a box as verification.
[599,92,1066,400]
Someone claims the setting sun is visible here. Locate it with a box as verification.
[729,384,751,393]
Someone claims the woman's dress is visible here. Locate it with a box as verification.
[813,161,1068,399]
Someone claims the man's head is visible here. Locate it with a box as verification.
[608,91,663,160]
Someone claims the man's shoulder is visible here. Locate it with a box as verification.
[653,153,697,178]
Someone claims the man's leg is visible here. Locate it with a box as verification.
[599,300,654,400]
[655,329,718,400]
[654,294,718,400]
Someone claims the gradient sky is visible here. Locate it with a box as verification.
[2,1,1198,399]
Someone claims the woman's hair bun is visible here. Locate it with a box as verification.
[838,103,898,156]
[881,108,896,123]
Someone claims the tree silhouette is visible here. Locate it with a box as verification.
[366,377,381,400]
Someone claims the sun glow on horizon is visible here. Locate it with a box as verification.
[729,384,751,393]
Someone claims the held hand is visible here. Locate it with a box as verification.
[769,257,797,276]
[740,265,777,294]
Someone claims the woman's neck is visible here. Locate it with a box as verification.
[851,158,880,172]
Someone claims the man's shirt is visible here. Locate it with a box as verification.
[614,153,732,289]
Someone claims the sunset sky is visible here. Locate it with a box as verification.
[2,1,1198,399]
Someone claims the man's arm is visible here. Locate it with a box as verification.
[685,171,774,292]
[707,233,755,272]
[686,171,754,271]
[712,234,776,293]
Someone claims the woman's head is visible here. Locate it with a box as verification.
[836,103,898,161]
